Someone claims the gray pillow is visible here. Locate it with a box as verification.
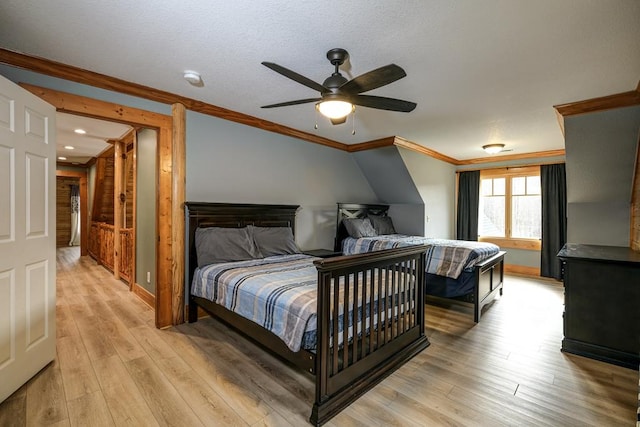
[342,218,378,238]
[368,215,396,235]
[195,226,262,267]
[249,225,300,257]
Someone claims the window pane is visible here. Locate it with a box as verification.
[512,177,525,195]
[493,178,505,196]
[481,179,493,196]
[479,194,505,237]
[512,194,541,238]
[527,175,541,195]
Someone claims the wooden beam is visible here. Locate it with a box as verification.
[2,48,344,151]
[171,103,186,324]
[156,125,173,328]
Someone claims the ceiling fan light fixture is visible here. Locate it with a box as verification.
[317,100,354,120]
[482,143,505,154]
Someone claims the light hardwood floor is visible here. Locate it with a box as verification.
[1,247,637,426]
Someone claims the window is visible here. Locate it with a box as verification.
[478,166,541,250]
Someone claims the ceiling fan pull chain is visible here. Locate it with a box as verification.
[314,104,319,129]
[351,110,356,135]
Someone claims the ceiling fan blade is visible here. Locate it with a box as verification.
[261,98,321,108]
[262,62,326,93]
[351,94,417,112]
[340,64,407,94]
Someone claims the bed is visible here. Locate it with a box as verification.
[185,202,430,426]
[335,203,506,322]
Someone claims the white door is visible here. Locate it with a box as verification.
[0,75,56,403]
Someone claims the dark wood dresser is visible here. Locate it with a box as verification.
[557,243,640,369]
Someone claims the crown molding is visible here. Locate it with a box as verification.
[2,48,567,165]
[553,81,640,136]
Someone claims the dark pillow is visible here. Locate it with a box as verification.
[368,214,397,235]
[342,218,378,238]
[195,226,262,267]
[249,225,300,257]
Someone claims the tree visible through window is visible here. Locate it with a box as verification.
[478,166,541,249]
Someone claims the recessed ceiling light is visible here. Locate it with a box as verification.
[64,145,75,150]
[58,156,67,160]
[74,129,86,134]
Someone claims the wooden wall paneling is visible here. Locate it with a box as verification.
[631,135,640,251]
[113,140,124,280]
[55,177,75,247]
[91,158,106,223]
[56,170,88,256]
[171,103,186,324]
[24,84,175,328]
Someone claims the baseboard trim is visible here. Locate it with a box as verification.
[133,282,155,309]
[504,264,540,277]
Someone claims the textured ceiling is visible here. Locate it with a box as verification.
[1,1,639,160]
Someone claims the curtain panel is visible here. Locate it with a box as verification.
[456,170,480,241]
[540,164,567,279]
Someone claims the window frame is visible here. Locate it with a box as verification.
[478,166,542,251]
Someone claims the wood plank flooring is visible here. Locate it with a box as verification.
[0,247,637,426]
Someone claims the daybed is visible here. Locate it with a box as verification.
[185,202,430,426]
[335,203,506,322]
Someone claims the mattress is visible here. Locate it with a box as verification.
[342,235,499,279]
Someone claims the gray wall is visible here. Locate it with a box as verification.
[565,105,640,246]
[186,110,377,251]
[135,129,157,294]
[352,146,425,235]
[398,147,456,238]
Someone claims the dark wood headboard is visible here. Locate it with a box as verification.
[335,203,390,252]
[184,202,299,289]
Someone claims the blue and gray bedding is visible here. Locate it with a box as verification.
[342,235,499,279]
[192,254,411,353]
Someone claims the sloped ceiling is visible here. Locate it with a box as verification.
[1,1,639,160]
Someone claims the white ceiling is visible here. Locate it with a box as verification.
[1,1,639,160]
[55,113,131,164]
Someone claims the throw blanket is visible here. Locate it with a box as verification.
[342,235,499,279]
[192,254,411,353]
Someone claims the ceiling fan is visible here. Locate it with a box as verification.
[261,48,417,125]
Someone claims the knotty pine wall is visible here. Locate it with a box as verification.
[632,141,640,251]
[56,176,79,247]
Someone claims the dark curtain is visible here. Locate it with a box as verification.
[540,164,567,279]
[456,170,480,241]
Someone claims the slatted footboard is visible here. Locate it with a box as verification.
[311,246,430,426]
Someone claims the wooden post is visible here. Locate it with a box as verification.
[171,103,186,324]
[113,140,125,280]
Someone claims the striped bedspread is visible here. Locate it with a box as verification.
[192,254,410,353]
[342,235,499,279]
